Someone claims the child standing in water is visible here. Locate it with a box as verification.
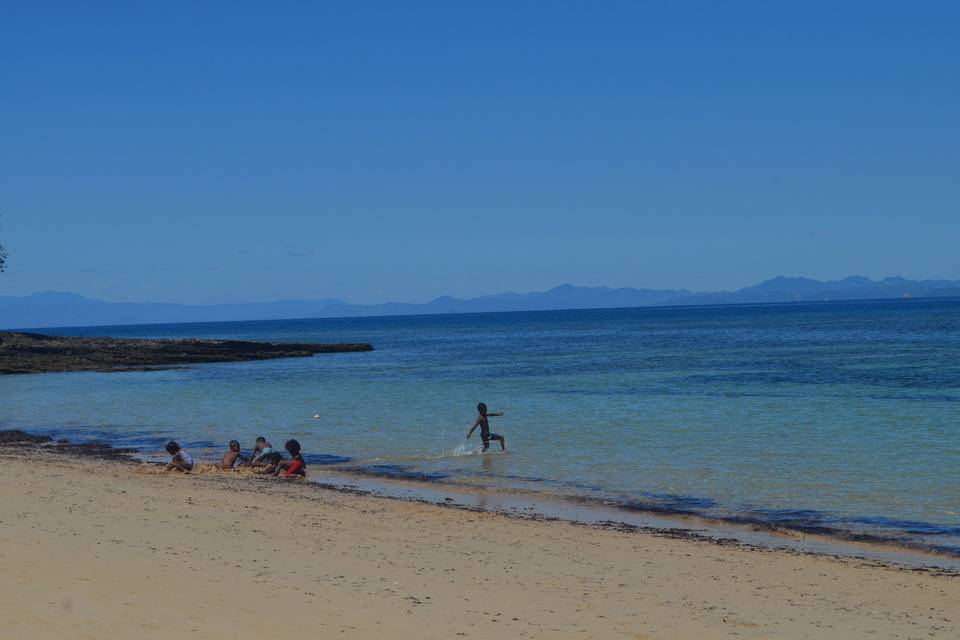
[466,402,506,451]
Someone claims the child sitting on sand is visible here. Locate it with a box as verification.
[165,441,194,472]
[219,440,248,470]
[257,451,284,475]
[249,436,274,467]
[466,402,506,451]
[273,439,307,479]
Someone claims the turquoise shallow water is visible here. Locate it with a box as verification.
[3,299,959,551]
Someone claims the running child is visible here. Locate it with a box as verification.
[466,402,506,451]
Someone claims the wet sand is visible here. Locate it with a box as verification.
[1,452,958,639]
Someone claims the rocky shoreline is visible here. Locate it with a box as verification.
[0,429,140,461]
[0,331,373,375]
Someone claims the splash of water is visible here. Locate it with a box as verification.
[435,421,483,459]
[448,441,481,457]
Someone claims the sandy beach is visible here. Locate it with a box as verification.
[0,452,957,639]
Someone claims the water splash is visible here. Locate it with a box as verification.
[448,441,481,457]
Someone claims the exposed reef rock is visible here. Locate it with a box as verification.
[0,331,373,375]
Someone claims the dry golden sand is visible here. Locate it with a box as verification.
[1,453,958,639]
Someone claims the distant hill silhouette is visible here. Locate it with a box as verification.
[2,276,958,329]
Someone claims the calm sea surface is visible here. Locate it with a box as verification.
[4,300,959,551]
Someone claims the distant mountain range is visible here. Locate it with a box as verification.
[2,276,959,329]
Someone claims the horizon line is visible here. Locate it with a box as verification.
[3,273,957,308]
[8,295,959,334]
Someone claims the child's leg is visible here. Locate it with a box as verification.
[482,439,490,452]
[496,435,506,451]
[273,460,292,477]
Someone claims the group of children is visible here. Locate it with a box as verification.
[162,402,504,477]
[164,436,307,479]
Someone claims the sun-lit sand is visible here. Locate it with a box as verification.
[2,452,958,639]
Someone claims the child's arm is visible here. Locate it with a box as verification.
[487,411,504,417]
[466,418,480,439]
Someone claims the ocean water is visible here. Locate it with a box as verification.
[3,299,959,552]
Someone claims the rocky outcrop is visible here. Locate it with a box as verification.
[0,430,139,460]
[0,430,53,444]
[0,331,373,375]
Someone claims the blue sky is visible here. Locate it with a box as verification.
[1,2,958,304]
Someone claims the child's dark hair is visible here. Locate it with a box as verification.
[477,402,487,414]
[229,440,240,448]
[267,451,283,464]
[165,441,180,455]
[285,439,301,456]
[255,436,266,444]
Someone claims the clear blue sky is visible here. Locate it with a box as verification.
[1,2,958,304]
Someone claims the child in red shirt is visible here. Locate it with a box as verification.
[274,439,307,479]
